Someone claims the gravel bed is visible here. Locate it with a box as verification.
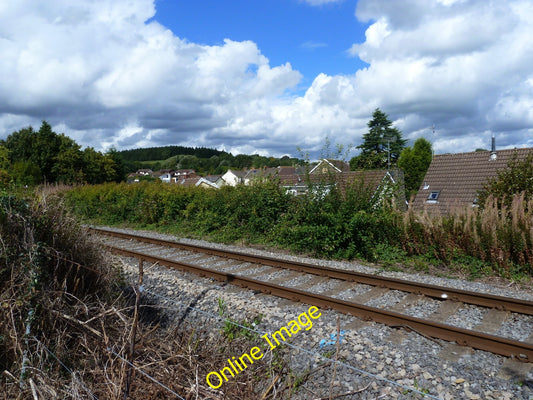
[255,268,295,282]
[332,283,373,301]
[279,273,315,288]
[194,256,223,266]
[496,313,533,342]
[305,277,344,294]
[402,299,441,318]
[92,226,533,398]
[365,290,407,308]
[198,259,231,270]
[115,255,533,400]
[445,305,487,330]
[217,262,252,272]
[228,264,269,276]
[92,225,533,302]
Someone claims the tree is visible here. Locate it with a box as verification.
[0,146,11,186]
[398,138,433,198]
[106,147,126,182]
[4,126,35,163]
[478,153,533,209]
[33,121,62,182]
[350,108,406,170]
[52,134,84,184]
[82,147,118,184]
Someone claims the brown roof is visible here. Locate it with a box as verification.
[310,159,350,174]
[412,148,533,213]
[336,170,390,196]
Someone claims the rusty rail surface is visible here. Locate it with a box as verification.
[105,244,533,361]
[90,227,533,316]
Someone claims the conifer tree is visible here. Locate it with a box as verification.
[350,108,406,170]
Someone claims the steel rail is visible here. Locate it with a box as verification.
[90,227,533,316]
[107,244,533,361]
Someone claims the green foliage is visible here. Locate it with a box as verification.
[1,121,124,185]
[64,170,533,276]
[350,108,406,170]
[398,137,433,198]
[477,153,533,209]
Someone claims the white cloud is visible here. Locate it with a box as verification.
[0,0,532,159]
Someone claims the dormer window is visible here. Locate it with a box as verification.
[426,190,440,203]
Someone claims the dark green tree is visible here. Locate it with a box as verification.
[33,121,62,182]
[398,138,433,198]
[52,135,84,184]
[11,161,41,185]
[105,147,126,182]
[350,108,406,170]
[3,126,35,163]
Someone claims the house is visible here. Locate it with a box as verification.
[412,146,533,213]
[179,177,219,189]
[173,169,197,180]
[309,159,350,175]
[204,175,225,188]
[136,169,153,176]
[221,169,247,186]
[338,169,406,209]
[155,169,174,183]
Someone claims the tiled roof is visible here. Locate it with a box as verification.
[310,159,350,174]
[336,170,389,195]
[180,177,201,187]
[412,148,533,213]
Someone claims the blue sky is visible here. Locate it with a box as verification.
[0,0,532,159]
[153,0,369,88]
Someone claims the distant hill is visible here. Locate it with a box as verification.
[118,145,303,176]
[118,145,226,162]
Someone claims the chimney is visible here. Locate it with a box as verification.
[490,135,497,160]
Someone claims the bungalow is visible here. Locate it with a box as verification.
[412,145,533,213]
[174,169,197,180]
[204,175,225,188]
[309,159,350,175]
[179,177,219,189]
[137,169,153,176]
[155,169,174,183]
[338,169,406,209]
[221,169,247,186]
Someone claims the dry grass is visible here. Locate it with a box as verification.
[401,192,533,275]
[0,191,296,399]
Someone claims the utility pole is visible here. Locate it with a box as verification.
[384,136,393,170]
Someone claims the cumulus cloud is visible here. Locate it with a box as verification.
[0,0,302,154]
[0,0,532,159]
[344,0,533,151]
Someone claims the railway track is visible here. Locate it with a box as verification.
[90,227,533,362]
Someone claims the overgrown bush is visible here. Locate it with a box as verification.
[64,180,532,277]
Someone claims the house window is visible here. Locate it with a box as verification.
[426,191,440,202]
